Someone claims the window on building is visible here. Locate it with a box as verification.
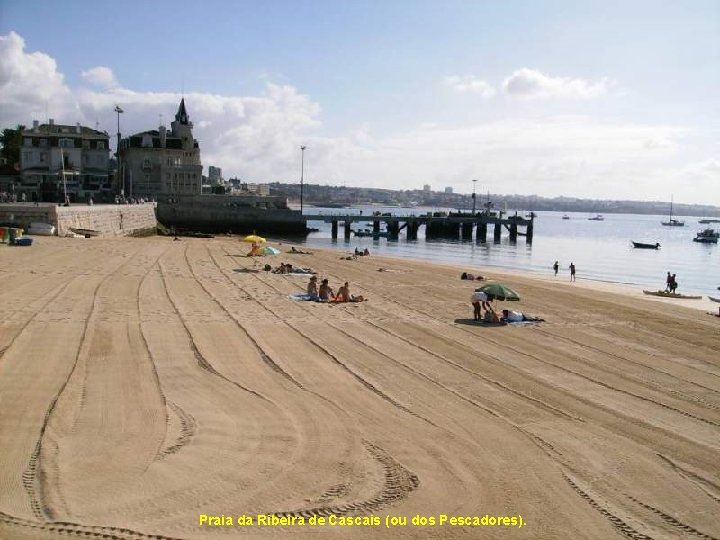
[40,152,47,163]
[40,139,48,147]
[83,140,90,149]
[24,138,32,147]
[97,141,105,149]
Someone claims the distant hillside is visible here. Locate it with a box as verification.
[268,183,720,217]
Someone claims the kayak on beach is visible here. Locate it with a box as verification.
[69,227,101,238]
[643,290,702,299]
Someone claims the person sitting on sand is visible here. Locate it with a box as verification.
[306,276,319,300]
[332,282,364,303]
[355,247,362,256]
[335,282,352,302]
[247,242,264,257]
[318,279,334,301]
[462,272,485,281]
[363,248,370,256]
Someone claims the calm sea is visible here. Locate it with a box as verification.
[286,207,719,297]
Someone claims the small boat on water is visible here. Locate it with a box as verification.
[588,214,604,221]
[562,214,570,220]
[699,218,720,224]
[643,290,702,299]
[354,228,388,238]
[661,196,684,226]
[693,228,719,244]
[632,241,660,249]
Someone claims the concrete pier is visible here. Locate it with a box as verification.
[321,211,534,244]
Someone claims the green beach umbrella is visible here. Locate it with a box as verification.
[474,282,521,301]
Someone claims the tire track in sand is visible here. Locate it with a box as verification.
[157,257,270,402]
[0,509,185,540]
[209,244,437,428]
[22,244,153,520]
[274,440,419,518]
[181,244,304,391]
[626,496,718,539]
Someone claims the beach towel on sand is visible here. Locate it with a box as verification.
[288,293,318,301]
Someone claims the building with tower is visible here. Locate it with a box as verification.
[119,98,203,198]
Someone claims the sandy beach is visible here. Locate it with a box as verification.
[1,235,718,540]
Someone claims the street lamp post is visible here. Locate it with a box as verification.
[114,105,124,195]
[300,145,306,213]
[472,179,478,214]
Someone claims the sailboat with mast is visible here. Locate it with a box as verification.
[661,196,684,227]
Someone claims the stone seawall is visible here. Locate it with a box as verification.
[0,203,157,236]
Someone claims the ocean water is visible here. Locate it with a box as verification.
[288,207,719,297]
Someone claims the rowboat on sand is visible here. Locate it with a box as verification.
[643,290,702,299]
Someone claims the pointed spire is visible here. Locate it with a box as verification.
[175,98,189,125]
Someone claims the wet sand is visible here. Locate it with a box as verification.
[1,236,718,539]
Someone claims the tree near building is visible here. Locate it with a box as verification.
[0,125,26,170]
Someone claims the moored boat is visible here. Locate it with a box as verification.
[354,228,388,238]
[643,290,702,299]
[588,214,604,221]
[661,196,684,226]
[562,214,570,220]
[632,241,660,249]
[693,228,719,244]
[27,222,56,236]
[699,218,720,224]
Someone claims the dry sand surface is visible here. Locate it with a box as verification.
[1,236,718,540]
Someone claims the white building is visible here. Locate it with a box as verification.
[20,119,111,202]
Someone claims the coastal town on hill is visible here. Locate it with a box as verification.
[1,107,718,217]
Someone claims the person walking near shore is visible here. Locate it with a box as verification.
[569,262,576,282]
[553,261,559,276]
[665,271,673,292]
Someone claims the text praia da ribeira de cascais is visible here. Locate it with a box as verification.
[199,513,526,528]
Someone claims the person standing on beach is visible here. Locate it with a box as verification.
[670,274,678,294]
[470,290,489,321]
[665,271,673,292]
[569,262,576,282]
[553,261,559,276]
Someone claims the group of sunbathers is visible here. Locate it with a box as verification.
[470,291,542,323]
[306,276,364,303]
[269,261,315,275]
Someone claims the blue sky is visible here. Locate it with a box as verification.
[1,0,718,203]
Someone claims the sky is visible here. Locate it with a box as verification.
[1,0,718,204]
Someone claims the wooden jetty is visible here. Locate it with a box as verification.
[302,210,535,243]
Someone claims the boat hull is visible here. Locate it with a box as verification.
[643,290,702,299]
[693,237,718,243]
[632,242,660,249]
